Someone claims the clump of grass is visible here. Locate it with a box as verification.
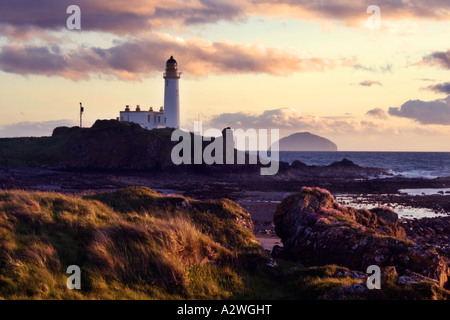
[0,187,262,299]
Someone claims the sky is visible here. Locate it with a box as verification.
[0,0,450,151]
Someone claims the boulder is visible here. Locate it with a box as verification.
[274,187,449,287]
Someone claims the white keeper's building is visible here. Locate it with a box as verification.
[118,56,181,129]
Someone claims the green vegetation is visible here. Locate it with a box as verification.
[0,187,448,300]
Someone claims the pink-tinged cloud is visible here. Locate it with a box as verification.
[207,107,384,135]
[1,0,450,38]
[206,107,450,145]
[0,0,245,38]
[389,96,450,125]
[251,0,450,22]
[0,34,335,80]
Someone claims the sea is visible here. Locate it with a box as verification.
[278,151,450,179]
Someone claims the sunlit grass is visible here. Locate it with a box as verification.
[0,187,448,300]
[0,187,260,299]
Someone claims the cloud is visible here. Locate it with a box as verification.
[416,78,439,82]
[1,0,450,39]
[0,120,76,137]
[252,0,450,22]
[207,107,379,135]
[353,63,392,73]
[0,33,335,80]
[421,50,450,69]
[0,45,69,77]
[366,108,388,119]
[359,80,382,87]
[203,107,450,151]
[425,82,450,94]
[0,0,246,38]
[388,96,450,125]
[0,24,61,42]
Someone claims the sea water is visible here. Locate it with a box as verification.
[278,152,450,218]
[279,151,450,179]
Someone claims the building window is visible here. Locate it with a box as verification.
[154,115,156,122]
[148,115,150,122]
[158,116,161,123]
[164,117,167,123]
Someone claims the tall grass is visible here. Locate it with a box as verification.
[0,187,448,300]
[0,187,258,299]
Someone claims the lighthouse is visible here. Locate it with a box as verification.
[163,56,181,128]
[118,56,181,129]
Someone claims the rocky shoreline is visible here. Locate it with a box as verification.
[0,165,449,298]
[272,187,449,289]
[401,217,450,257]
[0,165,448,249]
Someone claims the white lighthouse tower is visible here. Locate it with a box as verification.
[163,56,181,128]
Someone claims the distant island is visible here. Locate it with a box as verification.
[275,132,338,151]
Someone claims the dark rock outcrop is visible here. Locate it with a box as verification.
[0,121,388,179]
[53,120,177,170]
[401,217,450,257]
[284,158,388,179]
[274,187,449,287]
[327,158,360,169]
[50,121,266,173]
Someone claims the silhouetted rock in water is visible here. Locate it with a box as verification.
[273,187,449,287]
[327,158,360,168]
[283,158,387,178]
[275,132,338,151]
[291,160,308,169]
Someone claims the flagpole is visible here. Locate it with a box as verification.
[80,102,83,128]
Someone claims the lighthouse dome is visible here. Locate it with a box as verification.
[167,56,177,64]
